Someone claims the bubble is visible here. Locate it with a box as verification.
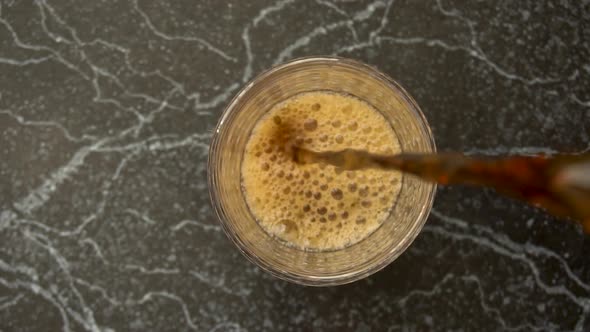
[273,115,282,125]
[346,172,355,179]
[261,163,270,171]
[277,170,285,178]
[312,103,321,111]
[312,180,319,186]
[342,105,352,114]
[242,92,402,250]
[305,138,313,144]
[311,218,316,222]
[283,187,291,194]
[348,122,358,131]
[356,217,366,225]
[348,183,357,192]
[304,118,318,131]
[361,200,372,208]
[359,186,369,197]
[255,151,262,157]
[295,136,304,146]
[363,126,372,133]
[390,178,399,185]
[331,188,343,200]
[305,191,313,198]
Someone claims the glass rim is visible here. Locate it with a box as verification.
[208,56,437,286]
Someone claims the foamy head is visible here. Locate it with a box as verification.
[241,92,402,251]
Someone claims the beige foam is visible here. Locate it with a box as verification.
[241,91,402,251]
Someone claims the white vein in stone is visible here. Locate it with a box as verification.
[431,209,590,293]
[18,214,96,237]
[240,0,295,83]
[170,219,221,233]
[23,230,101,332]
[316,0,348,17]
[0,55,53,66]
[315,0,348,17]
[132,0,236,62]
[124,209,157,225]
[435,0,561,86]
[0,293,24,311]
[189,270,248,297]
[208,322,246,332]
[0,15,90,80]
[14,139,108,215]
[427,212,590,312]
[0,109,97,142]
[124,264,179,275]
[0,261,71,332]
[136,292,199,330]
[79,238,107,263]
[274,0,386,64]
[36,1,72,44]
[74,278,121,306]
[189,83,240,110]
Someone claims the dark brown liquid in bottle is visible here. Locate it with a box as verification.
[376,153,590,231]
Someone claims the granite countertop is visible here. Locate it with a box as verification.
[1,0,589,331]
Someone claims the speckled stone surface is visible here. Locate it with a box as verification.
[1,0,589,331]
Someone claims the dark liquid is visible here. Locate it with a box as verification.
[295,148,590,231]
[388,153,590,231]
